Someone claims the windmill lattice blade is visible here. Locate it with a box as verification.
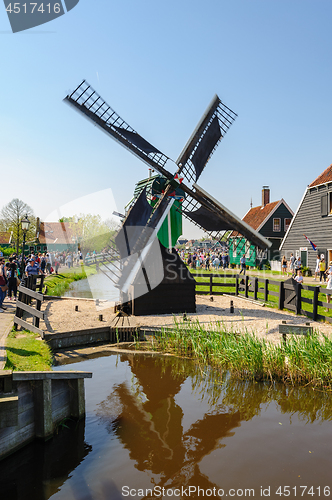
[64,80,174,180]
[178,181,271,251]
[176,95,237,185]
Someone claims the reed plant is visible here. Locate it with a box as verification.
[142,320,332,390]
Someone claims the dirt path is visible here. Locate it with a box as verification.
[42,295,332,345]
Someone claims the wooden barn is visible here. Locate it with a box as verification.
[280,163,332,271]
[230,187,293,266]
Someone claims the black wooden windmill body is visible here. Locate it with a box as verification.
[64,81,271,315]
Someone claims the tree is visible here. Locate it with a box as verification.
[67,214,117,254]
[0,199,36,255]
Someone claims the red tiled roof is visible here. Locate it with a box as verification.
[242,201,280,230]
[38,222,78,244]
[309,163,332,188]
[0,232,11,245]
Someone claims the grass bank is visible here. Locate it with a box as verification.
[141,321,332,390]
[5,330,53,371]
[44,264,98,296]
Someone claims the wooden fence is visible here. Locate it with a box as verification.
[193,273,332,324]
[14,275,45,338]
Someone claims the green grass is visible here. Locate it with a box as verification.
[191,269,332,320]
[5,329,53,371]
[44,264,98,296]
[141,320,332,390]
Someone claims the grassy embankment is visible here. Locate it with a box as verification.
[140,319,332,390]
[4,264,99,371]
[44,264,98,296]
[5,330,53,371]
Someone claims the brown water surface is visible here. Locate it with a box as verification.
[1,352,332,499]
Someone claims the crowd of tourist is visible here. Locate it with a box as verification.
[183,249,229,270]
[0,249,84,312]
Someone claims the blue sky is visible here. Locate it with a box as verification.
[1,0,332,238]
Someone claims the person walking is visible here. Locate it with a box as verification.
[281,255,287,277]
[326,261,332,311]
[314,254,321,281]
[239,254,246,275]
[45,253,51,274]
[7,262,18,301]
[0,257,7,312]
[40,253,46,274]
[294,256,301,277]
[319,257,326,283]
[25,258,40,277]
[54,256,60,275]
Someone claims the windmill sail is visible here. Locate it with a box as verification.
[182,183,271,250]
[176,95,237,184]
[64,80,174,181]
[114,187,153,259]
[64,82,271,313]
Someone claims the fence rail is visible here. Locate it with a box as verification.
[14,275,45,338]
[193,272,332,323]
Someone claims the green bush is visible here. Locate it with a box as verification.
[0,246,14,257]
[302,266,312,277]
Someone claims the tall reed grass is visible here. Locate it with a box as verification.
[143,320,332,390]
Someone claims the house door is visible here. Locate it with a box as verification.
[300,248,307,267]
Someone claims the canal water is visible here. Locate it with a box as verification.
[1,352,332,499]
[64,268,119,303]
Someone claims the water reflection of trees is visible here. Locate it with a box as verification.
[96,353,332,496]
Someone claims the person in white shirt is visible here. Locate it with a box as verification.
[325,261,332,311]
[295,270,304,284]
[314,254,321,281]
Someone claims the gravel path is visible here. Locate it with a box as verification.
[42,295,332,345]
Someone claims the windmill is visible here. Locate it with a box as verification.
[64,81,271,315]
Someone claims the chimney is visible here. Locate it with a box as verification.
[262,186,270,207]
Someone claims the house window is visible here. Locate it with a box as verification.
[330,193,332,214]
[284,218,291,231]
[273,218,281,232]
[321,193,328,216]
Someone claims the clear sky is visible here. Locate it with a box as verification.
[1,0,332,238]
